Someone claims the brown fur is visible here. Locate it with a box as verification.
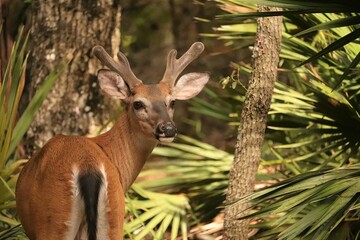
[16,43,209,240]
[16,84,169,239]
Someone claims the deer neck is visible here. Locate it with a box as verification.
[91,112,157,192]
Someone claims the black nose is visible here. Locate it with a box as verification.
[156,122,177,138]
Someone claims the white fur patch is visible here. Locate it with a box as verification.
[65,165,109,240]
[97,164,109,240]
[65,167,85,240]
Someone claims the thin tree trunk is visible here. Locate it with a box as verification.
[224,6,282,240]
[25,0,121,152]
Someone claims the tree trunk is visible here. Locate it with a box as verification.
[223,6,282,240]
[25,0,121,152]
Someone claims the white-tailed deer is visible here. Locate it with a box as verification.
[16,42,209,240]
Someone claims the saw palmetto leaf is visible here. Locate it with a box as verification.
[216,1,360,87]
[268,80,360,170]
[300,28,360,66]
[124,184,190,240]
[0,225,27,240]
[237,166,360,239]
[334,51,360,89]
[293,15,360,37]
[122,1,360,239]
[0,27,28,169]
[0,25,71,234]
[216,0,360,15]
[138,135,232,221]
[6,51,73,161]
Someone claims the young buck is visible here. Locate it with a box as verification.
[16,42,209,240]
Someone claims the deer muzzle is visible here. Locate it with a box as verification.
[155,122,177,142]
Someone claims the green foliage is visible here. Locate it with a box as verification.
[215,0,360,86]
[0,225,26,240]
[0,27,72,236]
[125,185,190,240]
[124,135,233,238]
[237,165,360,239]
[124,1,360,239]
[269,80,360,171]
[211,1,360,239]
[141,135,232,220]
[209,1,360,168]
[0,27,30,230]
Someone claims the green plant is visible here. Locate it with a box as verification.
[140,135,233,220]
[0,225,26,240]
[269,80,360,171]
[216,0,360,85]
[0,26,72,235]
[124,184,191,240]
[124,135,234,238]
[0,27,30,230]
[210,1,360,239]
[238,164,360,240]
[119,1,360,238]
[125,0,360,238]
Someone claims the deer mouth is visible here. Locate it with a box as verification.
[156,133,176,143]
[159,136,175,143]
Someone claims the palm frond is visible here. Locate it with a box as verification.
[124,184,190,240]
[0,225,27,240]
[215,1,360,86]
[299,28,360,66]
[139,135,232,221]
[293,15,360,37]
[0,25,72,231]
[268,80,360,170]
[7,50,73,159]
[237,165,360,240]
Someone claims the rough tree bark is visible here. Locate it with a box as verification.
[224,6,282,240]
[25,0,121,152]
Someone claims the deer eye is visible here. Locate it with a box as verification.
[133,101,144,110]
[170,100,176,109]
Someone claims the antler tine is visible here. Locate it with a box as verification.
[93,45,142,89]
[161,42,205,87]
[116,51,143,88]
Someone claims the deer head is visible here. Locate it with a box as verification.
[93,42,209,143]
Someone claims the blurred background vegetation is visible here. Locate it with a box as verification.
[0,0,359,239]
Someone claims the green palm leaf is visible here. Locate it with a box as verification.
[267,79,360,170]
[125,184,190,240]
[335,51,360,88]
[0,225,26,240]
[0,25,72,234]
[7,50,73,159]
[216,1,360,86]
[300,28,360,66]
[293,15,360,37]
[238,165,360,239]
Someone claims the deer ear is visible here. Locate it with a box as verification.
[97,69,130,99]
[172,72,209,100]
